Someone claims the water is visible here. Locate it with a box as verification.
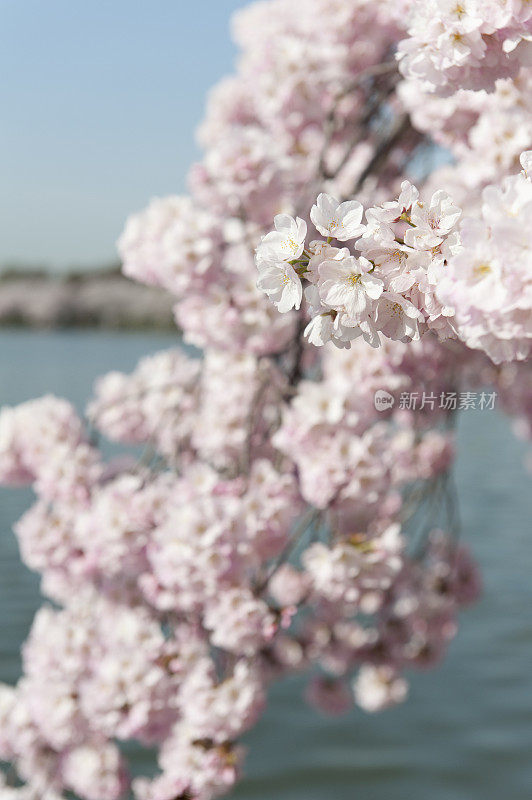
[0,329,531,799]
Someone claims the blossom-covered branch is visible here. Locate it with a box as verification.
[0,1,531,799]
[256,151,532,363]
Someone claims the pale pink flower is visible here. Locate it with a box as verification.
[319,256,383,319]
[256,261,303,312]
[311,193,365,241]
[256,214,307,263]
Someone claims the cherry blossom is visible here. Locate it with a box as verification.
[310,194,366,241]
[318,255,384,319]
[256,214,307,262]
[0,1,530,798]
[256,261,303,312]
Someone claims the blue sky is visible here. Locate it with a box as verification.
[0,0,250,271]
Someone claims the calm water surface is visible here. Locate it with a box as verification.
[0,329,531,800]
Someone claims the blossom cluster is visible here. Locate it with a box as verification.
[0,337,490,799]
[256,184,461,348]
[437,151,532,363]
[397,0,532,95]
[257,152,532,364]
[399,66,532,192]
[88,347,285,473]
[0,0,531,798]
[117,0,416,357]
[0,395,101,502]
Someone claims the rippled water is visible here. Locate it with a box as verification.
[0,329,531,799]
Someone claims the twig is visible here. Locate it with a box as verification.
[286,311,308,387]
[255,507,321,595]
[351,113,412,195]
[240,362,277,474]
[321,71,401,184]
[317,61,398,181]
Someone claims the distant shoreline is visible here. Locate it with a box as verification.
[0,268,175,330]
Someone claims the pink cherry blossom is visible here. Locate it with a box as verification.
[0,1,530,797]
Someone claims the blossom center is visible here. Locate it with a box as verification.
[474,263,492,278]
[391,302,403,317]
[347,273,362,286]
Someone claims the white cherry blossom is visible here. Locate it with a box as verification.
[256,261,303,313]
[304,312,335,347]
[306,240,350,283]
[318,256,383,319]
[407,191,462,249]
[310,194,365,241]
[375,292,424,341]
[256,214,307,263]
[365,181,420,226]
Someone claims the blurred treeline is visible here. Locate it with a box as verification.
[0,265,175,330]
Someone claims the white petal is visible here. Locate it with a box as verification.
[362,274,384,299]
[346,286,368,317]
[322,282,354,308]
[278,277,302,312]
[274,213,297,234]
